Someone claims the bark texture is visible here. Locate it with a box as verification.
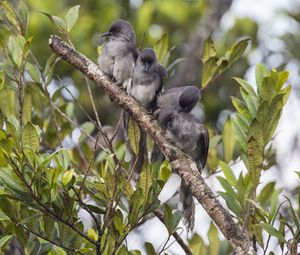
[49,35,255,255]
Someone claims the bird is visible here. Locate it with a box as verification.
[156,86,201,114]
[127,48,166,112]
[98,19,138,88]
[158,107,209,231]
[151,86,201,163]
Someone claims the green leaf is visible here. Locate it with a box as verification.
[65,5,80,32]
[0,71,5,90]
[233,77,256,97]
[22,122,39,152]
[62,169,75,186]
[0,89,16,118]
[202,36,216,62]
[218,191,242,217]
[159,160,172,183]
[171,210,182,232]
[40,11,66,34]
[127,117,141,155]
[231,96,251,119]
[153,33,169,65]
[79,121,95,142]
[255,64,269,92]
[222,118,236,162]
[226,38,250,64]
[0,235,14,249]
[163,204,173,234]
[231,114,247,152]
[145,242,156,255]
[188,233,207,254]
[201,56,218,89]
[0,0,20,32]
[262,223,286,243]
[260,76,276,102]
[257,182,275,207]
[217,176,237,200]
[18,1,29,34]
[208,223,220,255]
[219,161,237,186]
[26,63,40,83]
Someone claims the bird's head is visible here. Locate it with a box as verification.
[139,48,157,71]
[179,86,201,112]
[101,19,136,42]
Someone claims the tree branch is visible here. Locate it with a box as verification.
[48,35,255,255]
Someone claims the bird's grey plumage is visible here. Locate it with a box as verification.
[127,48,166,111]
[98,19,138,88]
[157,86,201,113]
[158,108,209,230]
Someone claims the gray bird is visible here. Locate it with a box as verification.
[158,108,209,231]
[98,19,138,88]
[156,86,201,113]
[127,48,166,111]
[152,86,201,163]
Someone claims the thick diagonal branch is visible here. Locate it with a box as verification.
[49,35,255,255]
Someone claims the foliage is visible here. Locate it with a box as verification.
[0,0,298,255]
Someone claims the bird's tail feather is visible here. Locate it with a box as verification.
[179,180,195,232]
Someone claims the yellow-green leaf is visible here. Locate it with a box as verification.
[65,5,80,32]
[202,36,216,62]
[62,169,74,186]
[127,117,141,155]
[22,122,39,152]
[222,118,236,162]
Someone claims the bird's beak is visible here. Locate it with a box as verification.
[100,31,112,37]
[145,63,150,71]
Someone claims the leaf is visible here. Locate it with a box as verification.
[231,114,247,152]
[255,64,269,92]
[87,228,98,241]
[65,5,80,32]
[262,223,286,244]
[127,117,141,155]
[208,223,220,255]
[18,1,29,34]
[222,118,236,162]
[22,122,39,152]
[226,38,250,65]
[79,121,95,142]
[0,0,20,32]
[40,11,66,34]
[163,204,173,234]
[0,235,13,249]
[145,242,156,255]
[219,161,237,186]
[26,63,40,83]
[159,160,172,182]
[257,182,275,207]
[218,192,243,217]
[0,89,15,118]
[231,96,251,119]
[260,76,276,102]
[233,77,256,97]
[201,56,218,89]
[217,176,237,200]
[62,169,74,186]
[188,233,207,255]
[0,71,5,90]
[202,36,216,62]
[153,33,169,65]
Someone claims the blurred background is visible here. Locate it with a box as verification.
[21,0,300,253]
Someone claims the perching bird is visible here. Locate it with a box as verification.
[98,19,138,88]
[158,108,209,231]
[152,86,201,163]
[127,48,166,112]
[156,86,201,114]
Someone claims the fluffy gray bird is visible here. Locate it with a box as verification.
[98,19,138,88]
[158,108,209,231]
[127,48,166,111]
[152,86,201,163]
[156,86,201,113]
